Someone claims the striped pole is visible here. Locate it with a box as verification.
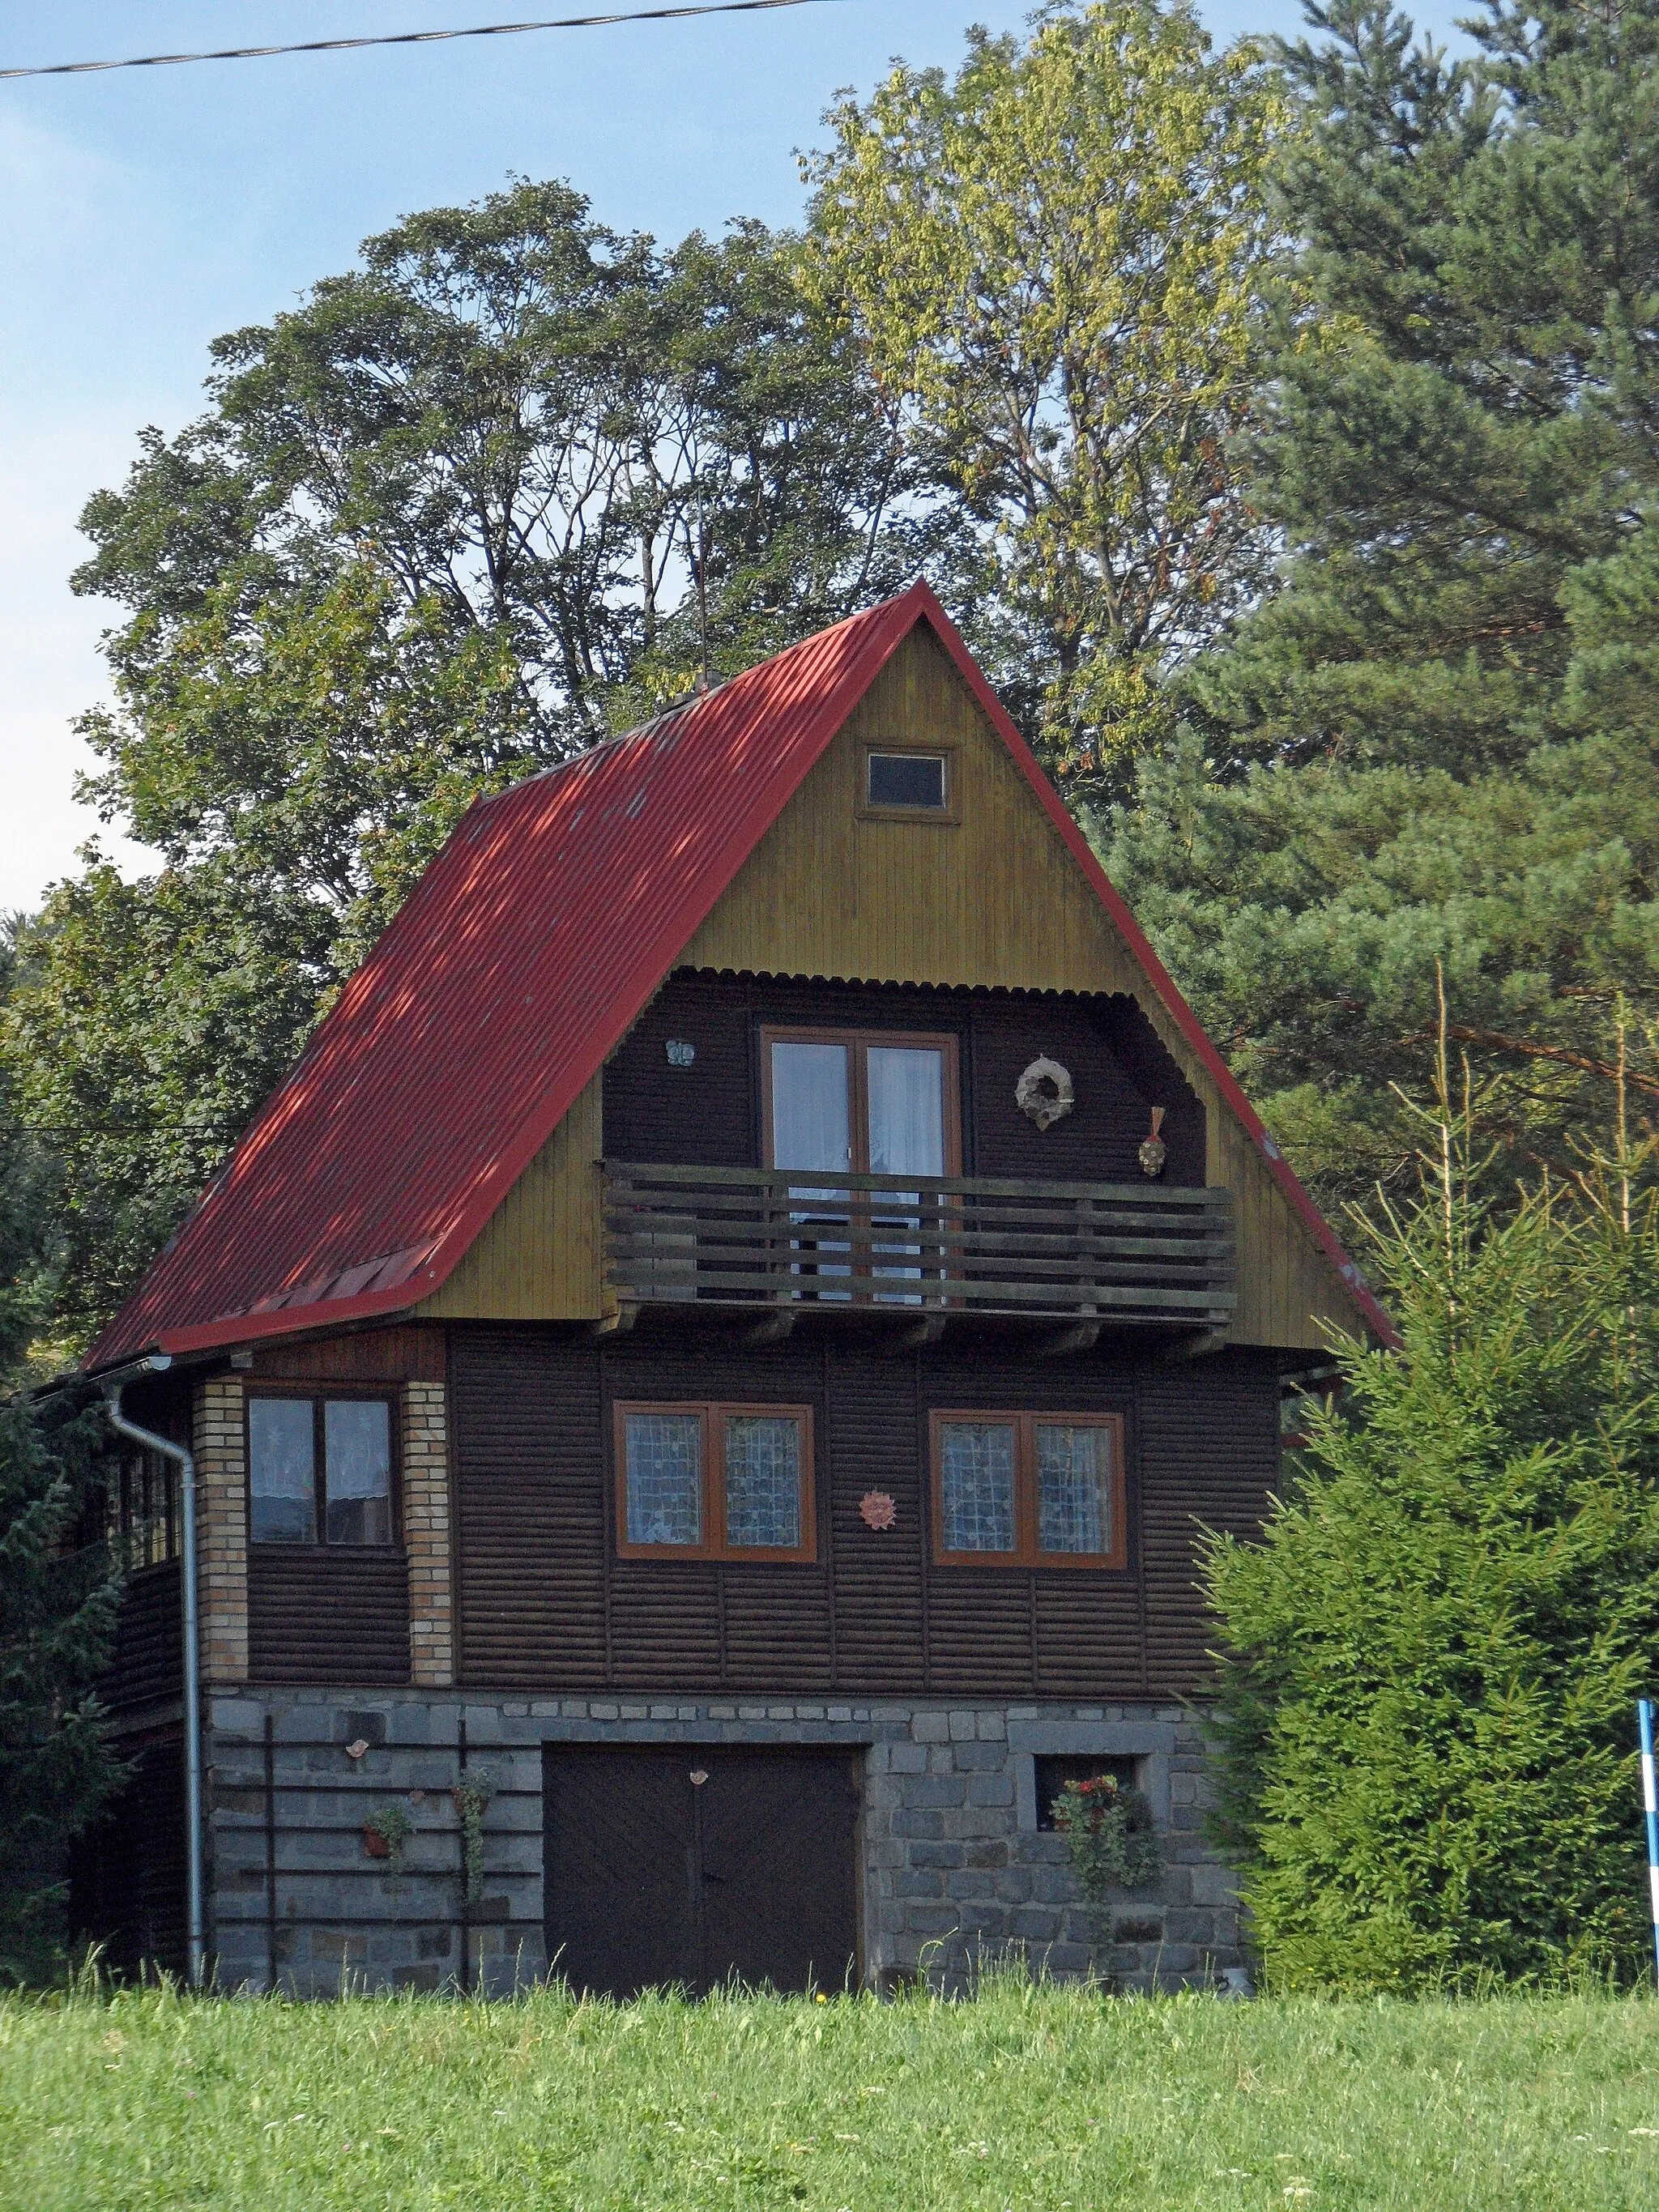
[1640,1699,1659,1988]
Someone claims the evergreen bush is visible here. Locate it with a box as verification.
[1204,1102,1659,1989]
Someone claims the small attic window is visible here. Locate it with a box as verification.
[866,749,948,812]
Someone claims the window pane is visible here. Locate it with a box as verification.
[939,1421,1017,1553]
[770,1041,851,1172]
[868,752,945,808]
[867,1047,945,1177]
[625,1413,702,1545]
[724,1417,801,1549]
[249,1399,316,1544]
[325,1400,392,1545]
[1036,1424,1113,1555]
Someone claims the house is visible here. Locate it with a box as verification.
[73,581,1387,1997]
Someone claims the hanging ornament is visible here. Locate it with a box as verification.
[1138,1106,1167,1179]
[1015,1056,1074,1131]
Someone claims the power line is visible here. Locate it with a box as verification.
[0,0,835,83]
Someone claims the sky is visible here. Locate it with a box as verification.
[0,0,1473,913]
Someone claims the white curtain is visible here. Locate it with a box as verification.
[867,1046,945,1176]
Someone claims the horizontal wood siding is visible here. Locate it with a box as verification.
[824,1353,925,1694]
[70,1730,186,1980]
[452,1323,1278,1698]
[451,1331,608,1686]
[603,970,1205,1188]
[248,1549,411,1685]
[104,1561,182,1711]
[1137,1361,1279,1697]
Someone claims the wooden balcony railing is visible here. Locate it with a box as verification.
[603,1163,1236,1328]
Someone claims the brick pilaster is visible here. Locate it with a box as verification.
[193,1375,248,1683]
[403,1382,454,1685]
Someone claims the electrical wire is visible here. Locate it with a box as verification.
[0,0,836,83]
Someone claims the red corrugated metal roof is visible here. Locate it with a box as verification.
[88,580,1391,1367]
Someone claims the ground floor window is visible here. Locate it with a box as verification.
[613,1402,816,1562]
[929,1411,1126,1567]
[248,1392,396,1546]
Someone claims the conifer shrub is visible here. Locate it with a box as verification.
[1203,1130,1659,1990]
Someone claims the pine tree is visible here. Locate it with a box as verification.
[1204,1098,1659,1988]
[1102,0,1659,1210]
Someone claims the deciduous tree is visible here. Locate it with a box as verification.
[804,0,1286,796]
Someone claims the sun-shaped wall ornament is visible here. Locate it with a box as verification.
[859,1490,898,1531]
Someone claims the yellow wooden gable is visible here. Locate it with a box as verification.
[417,624,1371,1351]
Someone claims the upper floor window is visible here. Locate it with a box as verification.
[930,1411,1125,1568]
[763,1028,961,1179]
[248,1392,396,1547]
[860,744,957,822]
[615,1401,815,1562]
[867,749,946,810]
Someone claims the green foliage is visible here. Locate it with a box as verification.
[1108,0,1659,1204]
[804,0,1286,799]
[451,1771,495,1907]
[0,1383,123,1985]
[1203,1125,1659,1989]
[1051,1775,1162,1903]
[6,181,911,1347]
[4,1980,1659,2209]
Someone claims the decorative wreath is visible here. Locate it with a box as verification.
[1016,1056,1075,1132]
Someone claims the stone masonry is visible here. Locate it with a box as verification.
[401,1383,454,1686]
[194,1376,248,1683]
[206,1690,1243,1997]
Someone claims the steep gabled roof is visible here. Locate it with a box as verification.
[88,581,1390,1369]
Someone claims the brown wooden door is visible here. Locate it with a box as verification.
[543,1745,861,1997]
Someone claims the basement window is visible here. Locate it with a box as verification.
[248,1392,396,1547]
[615,1401,817,1562]
[1034,1754,1141,1831]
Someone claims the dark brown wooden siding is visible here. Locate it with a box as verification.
[248,1549,411,1684]
[70,1729,186,1980]
[452,1323,1276,1697]
[603,970,1205,1185]
[250,1323,444,1383]
[104,1561,182,1711]
[1139,1360,1282,1698]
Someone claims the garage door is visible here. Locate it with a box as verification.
[543,1745,862,1997]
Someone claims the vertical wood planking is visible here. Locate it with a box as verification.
[416,1073,603,1322]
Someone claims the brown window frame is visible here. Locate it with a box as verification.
[857,739,962,825]
[928,1410,1127,1570]
[111,1447,181,1569]
[245,1386,403,1551]
[760,1026,963,1178]
[613,1400,817,1564]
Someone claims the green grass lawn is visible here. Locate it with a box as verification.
[2,1976,1657,2211]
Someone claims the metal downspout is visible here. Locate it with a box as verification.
[102,1356,205,1990]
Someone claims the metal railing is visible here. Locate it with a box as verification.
[604,1163,1235,1327]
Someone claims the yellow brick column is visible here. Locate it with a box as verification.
[193,1375,248,1682]
[403,1383,454,1686]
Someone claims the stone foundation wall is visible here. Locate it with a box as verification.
[205,1690,1242,1997]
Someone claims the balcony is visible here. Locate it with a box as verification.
[603,1163,1236,1338]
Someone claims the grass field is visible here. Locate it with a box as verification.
[2,1976,1657,2210]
